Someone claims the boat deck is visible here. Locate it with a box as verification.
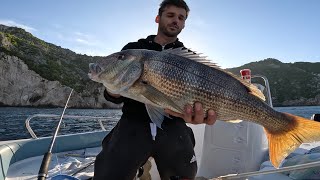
[6,147,100,180]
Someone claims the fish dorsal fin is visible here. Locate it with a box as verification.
[245,82,266,101]
[214,68,266,101]
[225,71,266,101]
[164,48,266,101]
[163,47,219,68]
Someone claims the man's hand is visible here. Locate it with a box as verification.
[164,102,217,125]
[108,91,121,98]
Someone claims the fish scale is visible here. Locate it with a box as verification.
[89,48,320,168]
[143,53,279,126]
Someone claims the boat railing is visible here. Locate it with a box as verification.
[252,74,273,107]
[25,114,115,139]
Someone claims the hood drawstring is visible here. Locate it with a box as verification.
[150,123,157,140]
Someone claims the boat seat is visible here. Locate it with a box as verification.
[0,144,19,180]
[0,131,108,180]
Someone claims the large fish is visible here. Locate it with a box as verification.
[88,48,320,168]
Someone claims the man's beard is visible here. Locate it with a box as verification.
[159,23,182,37]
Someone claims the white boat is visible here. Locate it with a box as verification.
[0,115,108,180]
[1,70,320,180]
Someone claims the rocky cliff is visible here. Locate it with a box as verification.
[0,24,319,107]
[0,52,120,108]
[0,24,121,108]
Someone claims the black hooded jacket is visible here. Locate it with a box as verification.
[104,35,185,122]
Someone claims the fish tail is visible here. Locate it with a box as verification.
[266,113,320,168]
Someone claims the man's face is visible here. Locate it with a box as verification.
[157,5,187,37]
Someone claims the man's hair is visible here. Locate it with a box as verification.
[158,0,190,18]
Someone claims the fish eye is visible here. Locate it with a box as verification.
[117,54,125,60]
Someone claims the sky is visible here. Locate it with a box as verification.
[0,0,319,68]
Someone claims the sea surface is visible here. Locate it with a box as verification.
[0,107,121,141]
[0,106,319,141]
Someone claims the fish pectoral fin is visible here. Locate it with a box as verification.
[142,85,183,113]
[225,119,243,123]
[145,104,166,129]
[266,113,320,168]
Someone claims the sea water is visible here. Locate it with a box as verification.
[0,107,121,141]
[0,106,319,141]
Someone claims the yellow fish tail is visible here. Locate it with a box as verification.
[266,113,320,168]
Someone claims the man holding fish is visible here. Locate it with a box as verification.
[89,0,320,179]
[91,0,216,179]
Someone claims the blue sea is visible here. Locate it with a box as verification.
[0,106,319,141]
[0,107,121,141]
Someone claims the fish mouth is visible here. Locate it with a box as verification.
[88,63,103,81]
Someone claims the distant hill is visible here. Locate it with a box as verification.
[227,58,320,106]
[0,24,319,107]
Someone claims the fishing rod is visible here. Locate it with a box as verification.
[37,89,73,180]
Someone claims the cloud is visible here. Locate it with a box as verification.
[0,19,37,32]
[75,38,96,46]
[74,32,89,37]
[188,16,210,28]
[73,32,99,46]
[54,30,98,46]
[52,23,62,29]
[72,46,114,56]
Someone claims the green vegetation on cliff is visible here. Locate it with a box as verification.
[227,58,320,106]
[0,25,103,92]
[1,24,319,106]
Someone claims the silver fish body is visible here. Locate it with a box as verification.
[89,48,320,168]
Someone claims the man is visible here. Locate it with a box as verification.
[93,0,217,179]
